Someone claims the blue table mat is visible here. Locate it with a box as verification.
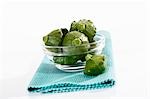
[28,31,115,93]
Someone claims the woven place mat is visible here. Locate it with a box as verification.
[27,31,115,93]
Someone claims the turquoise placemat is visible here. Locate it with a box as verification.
[27,31,115,93]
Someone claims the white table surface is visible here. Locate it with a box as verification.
[0,0,149,98]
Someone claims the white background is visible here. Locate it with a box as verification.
[0,0,149,99]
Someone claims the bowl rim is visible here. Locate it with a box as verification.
[42,33,105,49]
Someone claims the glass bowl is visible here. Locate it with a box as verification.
[42,33,105,72]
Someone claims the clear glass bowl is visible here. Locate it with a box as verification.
[42,33,105,72]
